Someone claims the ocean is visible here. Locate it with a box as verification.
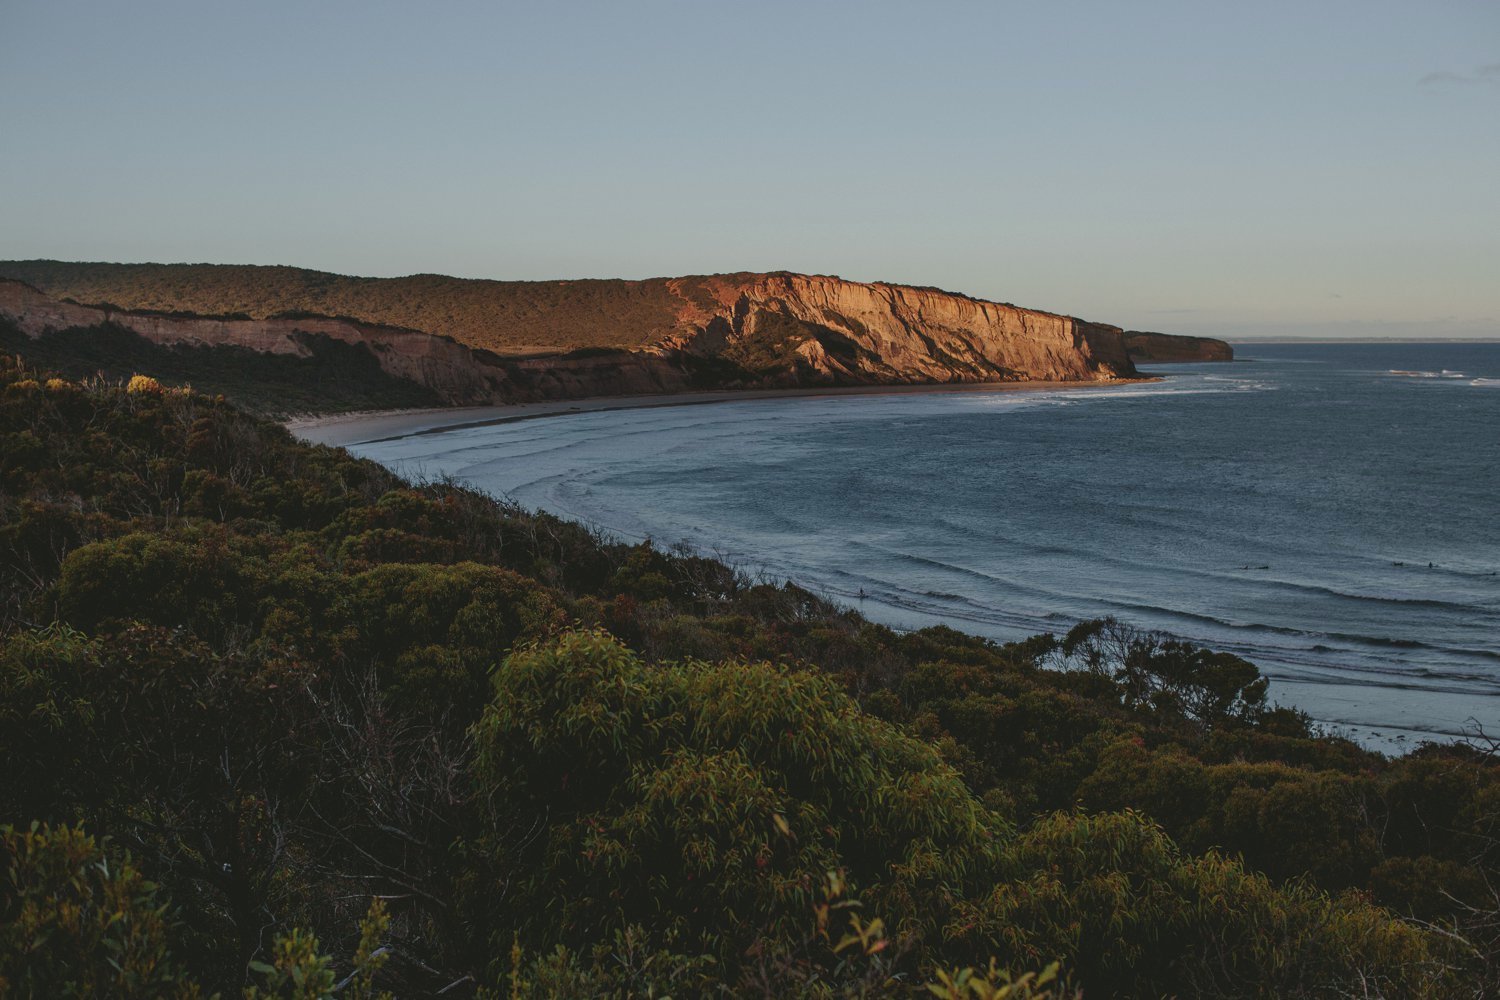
[347,343,1500,751]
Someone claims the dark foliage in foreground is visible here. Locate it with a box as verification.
[1,356,1497,997]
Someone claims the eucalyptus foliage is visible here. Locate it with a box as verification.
[1,357,1495,996]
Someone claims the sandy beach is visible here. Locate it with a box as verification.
[286,376,1162,448]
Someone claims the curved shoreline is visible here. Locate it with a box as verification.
[321,347,1500,754]
[286,375,1162,448]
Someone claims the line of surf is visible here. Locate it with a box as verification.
[287,377,1164,449]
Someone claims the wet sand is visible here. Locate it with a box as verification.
[286,377,1160,448]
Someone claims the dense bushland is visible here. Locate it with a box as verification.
[1,355,1497,997]
[0,318,442,416]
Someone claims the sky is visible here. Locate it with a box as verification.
[1,0,1496,338]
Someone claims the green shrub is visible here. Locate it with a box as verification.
[469,629,1002,978]
[0,823,201,998]
[952,809,1456,998]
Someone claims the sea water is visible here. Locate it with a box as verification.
[349,343,1500,750]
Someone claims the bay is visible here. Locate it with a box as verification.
[345,343,1500,751]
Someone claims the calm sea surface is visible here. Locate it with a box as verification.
[349,344,1500,750]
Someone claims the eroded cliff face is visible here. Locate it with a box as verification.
[1,271,1139,409]
[655,273,1137,384]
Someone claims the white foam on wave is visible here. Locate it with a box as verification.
[988,379,1274,409]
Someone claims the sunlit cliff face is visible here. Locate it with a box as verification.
[654,272,1138,382]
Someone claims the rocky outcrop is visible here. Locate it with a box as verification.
[1125,331,1234,363]
[1,269,1142,409]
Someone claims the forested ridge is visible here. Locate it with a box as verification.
[1,356,1497,998]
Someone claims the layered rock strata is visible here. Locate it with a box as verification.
[654,273,1136,384]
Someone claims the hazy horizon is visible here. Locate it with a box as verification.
[3,1,1497,339]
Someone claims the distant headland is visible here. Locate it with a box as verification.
[1124,330,1235,362]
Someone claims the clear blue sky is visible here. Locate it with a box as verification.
[2,1,1496,337]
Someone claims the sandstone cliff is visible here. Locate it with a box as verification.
[653,273,1136,384]
[1124,331,1234,363]
[0,265,1141,409]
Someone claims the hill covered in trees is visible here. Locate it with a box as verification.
[2,355,1496,997]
